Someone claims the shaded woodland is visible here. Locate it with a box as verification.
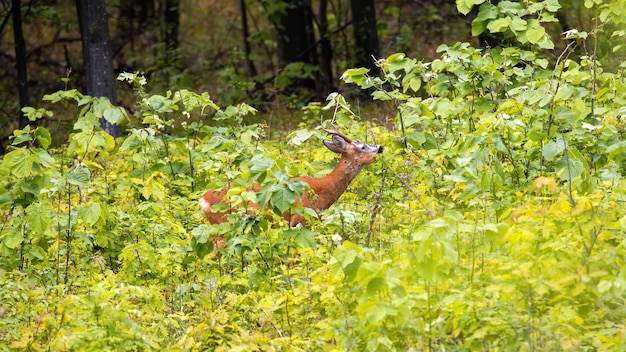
[2,0,473,146]
[0,0,620,144]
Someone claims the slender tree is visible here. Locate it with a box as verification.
[317,0,334,95]
[275,0,317,90]
[239,0,257,77]
[350,0,380,77]
[114,0,156,63]
[76,0,121,137]
[162,0,179,67]
[12,0,29,130]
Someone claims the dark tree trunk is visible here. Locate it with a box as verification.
[350,0,380,77]
[76,0,121,137]
[162,0,179,66]
[12,0,29,130]
[317,0,334,96]
[276,0,317,90]
[239,0,257,77]
[114,0,156,60]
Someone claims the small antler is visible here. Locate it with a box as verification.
[323,128,352,143]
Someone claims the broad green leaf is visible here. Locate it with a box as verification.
[403,114,422,128]
[288,129,314,146]
[0,187,11,208]
[556,157,584,180]
[1,148,34,178]
[487,17,511,33]
[190,224,215,259]
[79,202,102,226]
[457,0,486,15]
[340,68,369,86]
[103,106,126,124]
[526,26,546,44]
[34,126,52,149]
[26,246,46,260]
[542,140,566,161]
[34,149,55,169]
[68,166,91,188]
[475,3,498,21]
[294,227,317,249]
[120,133,143,152]
[509,17,527,31]
[12,128,33,146]
[2,232,23,249]
[472,18,488,36]
[366,277,386,296]
[270,187,296,214]
[250,157,275,175]
[332,243,364,282]
[26,201,54,234]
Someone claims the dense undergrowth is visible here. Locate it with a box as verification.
[2,1,626,350]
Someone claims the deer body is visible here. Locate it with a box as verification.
[200,130,383,228]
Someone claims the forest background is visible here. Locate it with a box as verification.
[1,0,626,350]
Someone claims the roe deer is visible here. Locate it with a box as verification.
[199,129,383,251]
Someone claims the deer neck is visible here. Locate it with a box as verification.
[312,157,362,209]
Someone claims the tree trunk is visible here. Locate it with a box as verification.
[12,0,29,130]
[76,0,121,137]
[239,0,257,77]
[162,0,179,67]
[114,0,156,62]
[350,0,380,77]
[276,0,317,90]
[317,0,334,96]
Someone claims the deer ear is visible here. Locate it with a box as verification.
[324,135,348,153]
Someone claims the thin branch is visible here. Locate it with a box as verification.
[385,163,434,219]
[366,167,386,247]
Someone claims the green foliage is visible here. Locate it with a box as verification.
[2,4,626,350]
[457,0,561,49]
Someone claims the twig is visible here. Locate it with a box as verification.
[385,163,434,219]
[366,168,386,247]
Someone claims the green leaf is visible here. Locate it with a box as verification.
[34,126,52,149]
[526,26,546,44]
[2,232,23,249]
[11,129,33,146]
[340,68,370,86]
[509,17,528,31]
[543,140,566,161]
[366,277,385,295]
[26,201,54,234]
[68,166,91,188]
[250,157,275,175]
[332,243,363,282]
[457,0,486,15]
[191,224,215,259]
[487,17,511,33]
[34,149,55,169]
[0,187,11,208]
[472,18,488,36]
[556,157,584,180]
[26,246,47,261]
[294,227,317,249]
[288,129,314,146]
[269,187,296,214]
[103,106,126,124]
[476,3,498,21]
[0,148,34,178]
[79,202,102,226]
